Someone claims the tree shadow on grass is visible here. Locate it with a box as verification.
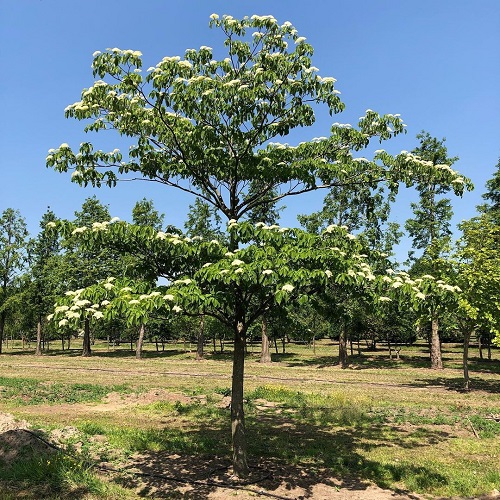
[284,354,433,370]
[467,356,500,375]
[105,409,449,498]
[2,348,191,359]
[409,376,500,394]
[95,349,188,359]
[0,406,452,498]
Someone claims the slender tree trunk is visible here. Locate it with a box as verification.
[196,316,205,361]
[282,336,286,354]
[231,319,249,478]
[338,324,348,368]
[35,318,43,356]
[463,330,471,391]
[0,311,5,354]
[430,316,443,369]
[313,335,316,355]
[273,337,278,354]
[478,334,483,359]
[260,315,271,363]
[487,338,492,360]
[67,333,71,350]
[136,324,145,359]
[82,318,92,357]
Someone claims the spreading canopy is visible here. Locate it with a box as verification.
[46,15,468,222]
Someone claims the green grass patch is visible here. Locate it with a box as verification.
[247,384,370,425]
[104,426,229,456]
[0,449,131,499]
[0,376,131,406]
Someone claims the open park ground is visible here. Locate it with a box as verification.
[0,340,498,499]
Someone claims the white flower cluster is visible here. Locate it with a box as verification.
[92,221,109,231]
[48,288,108,326]
[251,14,278,23]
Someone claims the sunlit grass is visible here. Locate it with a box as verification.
[0,340,498,497]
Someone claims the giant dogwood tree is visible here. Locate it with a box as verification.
[46,14,468,477]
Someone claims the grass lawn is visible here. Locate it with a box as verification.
[0,339,498,499]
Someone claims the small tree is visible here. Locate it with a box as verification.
[0,208,29,353]
[405,132,471,369]
[26,209,62,355]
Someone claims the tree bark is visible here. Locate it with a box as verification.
[82,318,92,357]
[338,324,348,368]
[196,316,205,361]
[136,324,145,359]
[35,318,42,356]
[231,319,249,478]
[430,316,443,369]
[260,315,271,363]
[463,330,471,391]
[0,311,5,354]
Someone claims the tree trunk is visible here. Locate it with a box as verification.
[231,320,249,478]
[478,334,483,359]
[338,324,348,368]
[430,316,443,369]
[67,332,71,350]
[463,330,471,391]
[260,315,271,363]
[136,324,145,359]
[82,318,92,357]
[0,312,5,354]
[196,316,205,361]
[35,318,43,356]
[313,335,316,355]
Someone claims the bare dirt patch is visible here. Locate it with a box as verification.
[115,451,427,499]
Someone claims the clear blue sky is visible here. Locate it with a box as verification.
[1,0,499,261]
